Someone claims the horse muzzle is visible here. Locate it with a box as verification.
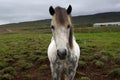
[57,49,67,60]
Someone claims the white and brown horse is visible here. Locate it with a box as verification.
[48,5,80,80]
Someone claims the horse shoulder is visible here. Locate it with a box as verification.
[72,40,80,60]
[47,39,57,62]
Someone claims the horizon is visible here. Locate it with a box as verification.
[0,11,120,26]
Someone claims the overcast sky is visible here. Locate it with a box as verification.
[0,0,120,25]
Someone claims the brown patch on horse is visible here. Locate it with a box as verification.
[54,7,69,26]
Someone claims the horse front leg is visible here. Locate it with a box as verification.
[65,59,78,80]
[65,68,77,80]
[50,63,61,80]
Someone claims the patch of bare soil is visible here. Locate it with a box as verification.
[14,58,120,80]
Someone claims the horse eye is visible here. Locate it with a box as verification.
[67,25,70,29]
[51,26,55,30]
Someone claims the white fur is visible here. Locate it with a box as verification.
[47,37,80,63]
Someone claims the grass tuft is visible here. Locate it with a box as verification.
[0,61,8,68]
[2,74,13,80]
[80,77,91,80]
[0,67,16,75]
[101,51,117,60]
[15,60,33,71]
[79,61,87,68]
[38,64,48,72]
[76,72,86,77]
[95,60,105,68]
[108,68,120,77]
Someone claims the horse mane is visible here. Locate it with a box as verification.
[69,26,73,49]
[55,7,68,25]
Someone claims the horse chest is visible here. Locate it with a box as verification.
[54,56,77,71]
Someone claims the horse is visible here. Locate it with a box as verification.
[48,5,80,80]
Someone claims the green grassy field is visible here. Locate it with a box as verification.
[0,27,120,80]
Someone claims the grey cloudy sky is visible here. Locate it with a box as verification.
[0,0,120,25]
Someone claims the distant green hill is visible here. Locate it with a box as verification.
[0,12,120,28]
[73,12,120,27]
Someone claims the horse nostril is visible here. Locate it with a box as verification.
[57,49,67,59]
[63,49,67,56]
[57,49,59,54]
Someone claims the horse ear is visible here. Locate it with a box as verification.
[67,5,72,14]
[49,6,55,16]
